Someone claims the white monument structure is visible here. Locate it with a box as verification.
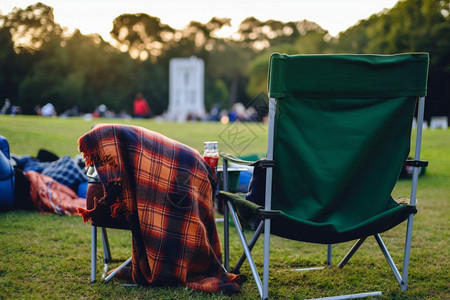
[167,56,205,122]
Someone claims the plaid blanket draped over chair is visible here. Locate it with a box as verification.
[78,124,243,293]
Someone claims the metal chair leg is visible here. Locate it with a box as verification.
[338,237,367,268]
[104,257,132,282]
[90,225,97,282]
[101,227,112,262]
[327,244,333,266]
[100,227,114,279]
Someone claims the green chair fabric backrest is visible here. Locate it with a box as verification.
[267,53,429,243]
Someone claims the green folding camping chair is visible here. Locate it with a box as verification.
[219,53,429,299]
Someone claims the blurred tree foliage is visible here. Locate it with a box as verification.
[1,0,449,120]
[337,0,450,121]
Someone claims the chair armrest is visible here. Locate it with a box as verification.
[405,160,428,167]
[220,153,258,166]
[220,152,275,168]
[256,209,283,219]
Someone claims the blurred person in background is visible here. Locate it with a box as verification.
[40,103,56,117]
[133,92,152,118]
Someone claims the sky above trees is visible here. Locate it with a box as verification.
[1,0,400,38]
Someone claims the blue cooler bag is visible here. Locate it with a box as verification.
[0,135,14,210]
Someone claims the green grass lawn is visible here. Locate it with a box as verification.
[0,115,268,157]
[0,115,449,299]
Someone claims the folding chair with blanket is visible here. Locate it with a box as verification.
[78,124,244,293]
[219,53,429,299]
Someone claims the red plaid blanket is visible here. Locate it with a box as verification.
[78,124,244,293]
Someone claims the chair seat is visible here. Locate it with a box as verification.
[219,191,417,244]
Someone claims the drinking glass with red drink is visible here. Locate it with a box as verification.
[203,141,219,170]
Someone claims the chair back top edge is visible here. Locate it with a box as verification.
[268,53,429,99]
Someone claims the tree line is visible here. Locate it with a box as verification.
[0,0,448,121]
